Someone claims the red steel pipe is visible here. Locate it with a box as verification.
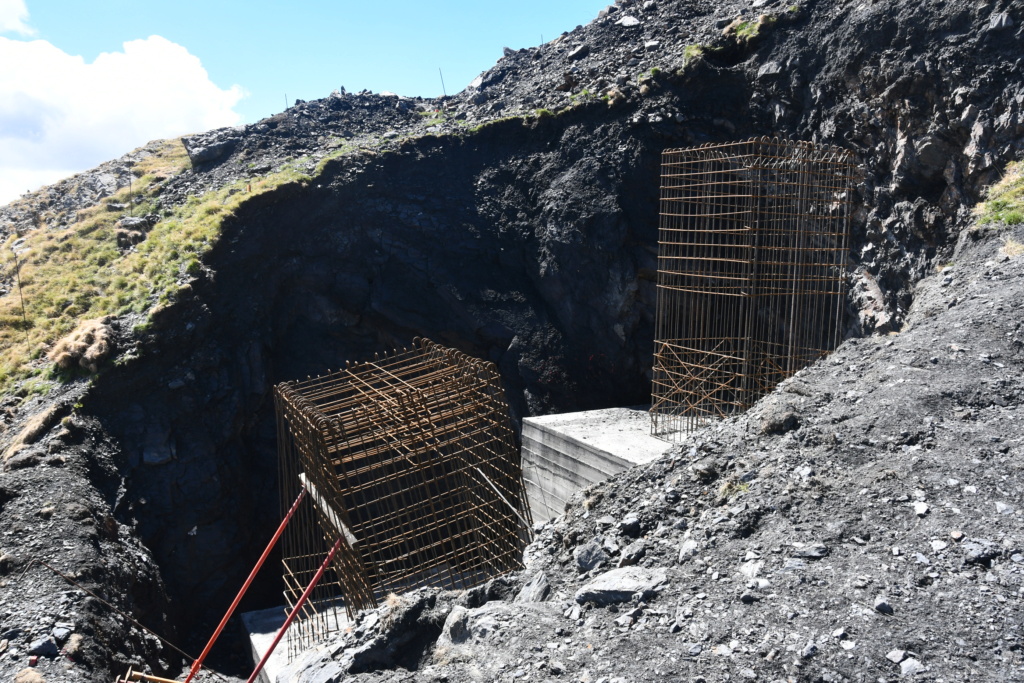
[245,535,344,683]
[184,487,307,683]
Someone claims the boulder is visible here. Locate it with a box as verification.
[574,567,667,605]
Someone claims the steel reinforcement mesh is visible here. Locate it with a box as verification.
[274,338,531,656]
[652,138,856,440]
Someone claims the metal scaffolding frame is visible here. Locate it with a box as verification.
[274,338,531,657]
[652,138,856,440]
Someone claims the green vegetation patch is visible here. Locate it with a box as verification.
[683,44,705,66]
[723,13,778,43]
[570,89,598,103]
[419,109,449,127]
[977,161,1024,226]
[0,139,312,393]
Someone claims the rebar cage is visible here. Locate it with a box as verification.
[651,138,856,440]
[274,338,532,656]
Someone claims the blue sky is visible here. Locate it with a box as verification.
[24,0,610,121]
[0,0,608,204]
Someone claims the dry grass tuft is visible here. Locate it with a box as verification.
[2,402,68,462]
[47,317,113,373]
[1001,237,1024,258]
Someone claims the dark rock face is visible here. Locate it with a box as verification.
[0,400,177,682]
[88,117,662,629]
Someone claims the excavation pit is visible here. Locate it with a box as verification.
[241,404,670,676]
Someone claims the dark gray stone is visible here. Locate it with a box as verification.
[182,134,239,165]
[618,540,647,567]
[791,543,829,560]
[761,409,798,436]
[514,571,551,603]
[962,538,1001,566]
[874,596,895,615]
[28,636,58,657]
[618,512,641,537]
[574,567,667,605]
[574,540,610,572]
[568,44,591,61]
[116,214,159,231]
[441,606,470,644]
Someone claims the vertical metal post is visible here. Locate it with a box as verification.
[14,253,26,326]
[246,536,344,683]
[184,488,307,683]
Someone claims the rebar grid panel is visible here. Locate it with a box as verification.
[275,338,532,656]
[652,137,856,440]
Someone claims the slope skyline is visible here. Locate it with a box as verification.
[0,0,609,205]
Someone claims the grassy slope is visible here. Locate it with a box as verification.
[0,104,592,400]
[977,160,1024,226]
[0,139,314,396]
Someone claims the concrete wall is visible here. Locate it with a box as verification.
[521,407,672,522]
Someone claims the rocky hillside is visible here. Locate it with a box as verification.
[0,0,1021,680]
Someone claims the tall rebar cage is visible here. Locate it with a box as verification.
[274,338,531,657]
[651,138,856,440]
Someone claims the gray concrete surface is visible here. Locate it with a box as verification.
[241,604,350,683]
[522,406,672,522]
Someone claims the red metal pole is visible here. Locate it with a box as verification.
[184,488,307,683]
[245,536,344,683]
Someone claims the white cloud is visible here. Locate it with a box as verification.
[0,0,33,35]
[0,35,244,205]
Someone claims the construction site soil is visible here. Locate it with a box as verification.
[0,0,1022,681]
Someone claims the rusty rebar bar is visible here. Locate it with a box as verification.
[274,338,531,656]
[652,137,856,440]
